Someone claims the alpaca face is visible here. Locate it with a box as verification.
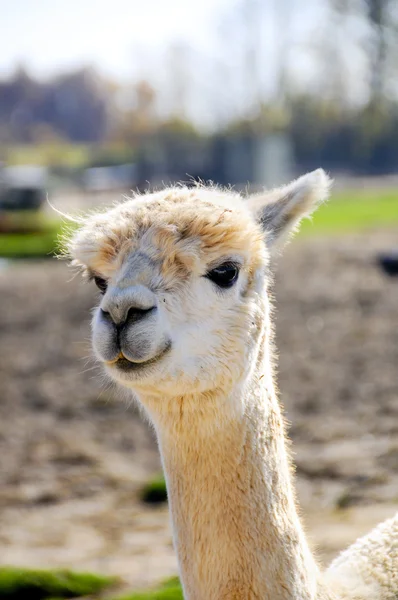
[70,188,268,396]
[68,170,330,399]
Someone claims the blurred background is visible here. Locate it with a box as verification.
[0,0,398,598]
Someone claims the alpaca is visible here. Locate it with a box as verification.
[66,169,397,600]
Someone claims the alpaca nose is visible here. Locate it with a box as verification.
[100,305,156,329]
[101,285,157,327]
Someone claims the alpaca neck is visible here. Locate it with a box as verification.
[145,373,330,600]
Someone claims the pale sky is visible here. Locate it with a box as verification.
[0,0,233,79]
[0,0,366,125]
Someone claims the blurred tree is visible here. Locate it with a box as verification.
[110,79,158,146]
[329,0,398,105]
[0,66,112,144]
[365,0,389,104]
[158,117,201,138]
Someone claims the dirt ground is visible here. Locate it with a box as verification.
[0,227,397,589]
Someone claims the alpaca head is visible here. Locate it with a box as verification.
[68,170,330,411]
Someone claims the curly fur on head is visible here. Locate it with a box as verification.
[68,186,265,280]
[67,170,332,268]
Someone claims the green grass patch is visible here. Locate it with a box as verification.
[0,225,63,258]
[4,144,92,169]
[3,142,135,169]
[114,577,183,600]
[0,567,116,599]
[140,475,168,505]
[300,189,398,235]
[0,211,64,258]
[0,230,60,259]
[0,568,182,600]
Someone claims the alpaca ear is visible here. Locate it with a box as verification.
[247,169,332,246]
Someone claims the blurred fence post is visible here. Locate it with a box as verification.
[254,133,294,188]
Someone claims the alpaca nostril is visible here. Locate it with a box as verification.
[125,305,156,326]
[100,308,113,322]
[101,305,156,328]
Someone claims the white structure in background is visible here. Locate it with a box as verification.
[223,133,295,190]
[254,133,294,188]
[83,164,136,192]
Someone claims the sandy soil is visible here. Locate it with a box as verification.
[0,227,397,589]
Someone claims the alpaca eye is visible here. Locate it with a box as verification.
[206,263,239,288]
[94,276,108,294]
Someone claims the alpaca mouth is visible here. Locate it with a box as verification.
[110,341,172,373]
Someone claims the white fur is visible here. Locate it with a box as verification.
[67,170,397,600]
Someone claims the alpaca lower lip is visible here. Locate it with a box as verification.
[111,342,171,372]
[115,357,146,372]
